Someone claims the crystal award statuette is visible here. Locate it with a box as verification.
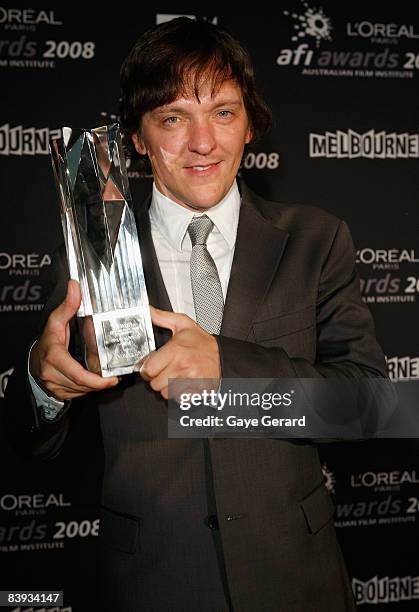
[50,123,155,377]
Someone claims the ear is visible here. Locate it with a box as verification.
[245,125,253,145]
[131,131,147,155]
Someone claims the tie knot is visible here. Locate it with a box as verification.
[187,214,214,247]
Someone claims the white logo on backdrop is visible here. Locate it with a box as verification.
[322,463,336,494]
[309,130,419,159]
[353,576,419,604]
[0,368,14,398]
[283,1,332,47]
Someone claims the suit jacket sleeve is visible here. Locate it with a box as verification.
[216,219,394,437]
[217,220,385,377]
[1,245,80,460]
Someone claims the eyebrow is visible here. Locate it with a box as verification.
[151,99,243,116]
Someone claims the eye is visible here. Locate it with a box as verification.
[217,110,233,119]
[163,116,180,125]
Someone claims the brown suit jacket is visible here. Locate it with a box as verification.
[4,182,388,611]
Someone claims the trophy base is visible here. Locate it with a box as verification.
[87,306,154,377]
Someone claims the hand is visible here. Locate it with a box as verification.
[80,315,101,373]
[140,306,221,400]
[29,279,119,401]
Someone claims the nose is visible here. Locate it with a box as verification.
[187,120,216,156]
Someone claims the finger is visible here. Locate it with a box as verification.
[147,384,169,401]
[47,380,118,400]
[46,381,96,400]
[148,368,196,396]
[42,367,119,399]
[62,360,119,391]
[150,306,194,334]
[44,347,119,392]
[137,350,156,381]
[139,341,177,381]
[148,370,169,393]
[49,280,82,331]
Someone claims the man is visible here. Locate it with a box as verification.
[4,17,388,611]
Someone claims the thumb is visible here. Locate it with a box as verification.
[52,279,82,327]
[149,305,193,334]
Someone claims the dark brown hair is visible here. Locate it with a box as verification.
[119,17,272,173]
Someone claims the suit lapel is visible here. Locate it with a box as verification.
[220,183,289,340]
[134,194,172,348]
[134,183,289,346]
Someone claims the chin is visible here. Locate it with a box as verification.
[186,189,226,210]
[187,200,220,211]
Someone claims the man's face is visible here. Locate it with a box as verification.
[132,79,252,210]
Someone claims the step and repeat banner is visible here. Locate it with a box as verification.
[0,4,418,611]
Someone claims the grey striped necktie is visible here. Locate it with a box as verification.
[187,215,224,334]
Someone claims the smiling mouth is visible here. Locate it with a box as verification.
[185,161,221,172]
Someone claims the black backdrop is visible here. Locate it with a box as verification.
[0,4,418,611]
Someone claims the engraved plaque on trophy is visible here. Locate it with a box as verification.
[50,123,155,377]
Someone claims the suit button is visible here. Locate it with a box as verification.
[226,513,246,521]
[205,514,219,530]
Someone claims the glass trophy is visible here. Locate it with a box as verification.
[49,123,155,377]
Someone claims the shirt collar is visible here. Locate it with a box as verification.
[149,180,241,252]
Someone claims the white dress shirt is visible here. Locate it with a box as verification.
[149,180,240,314]
[29,180,241,417]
